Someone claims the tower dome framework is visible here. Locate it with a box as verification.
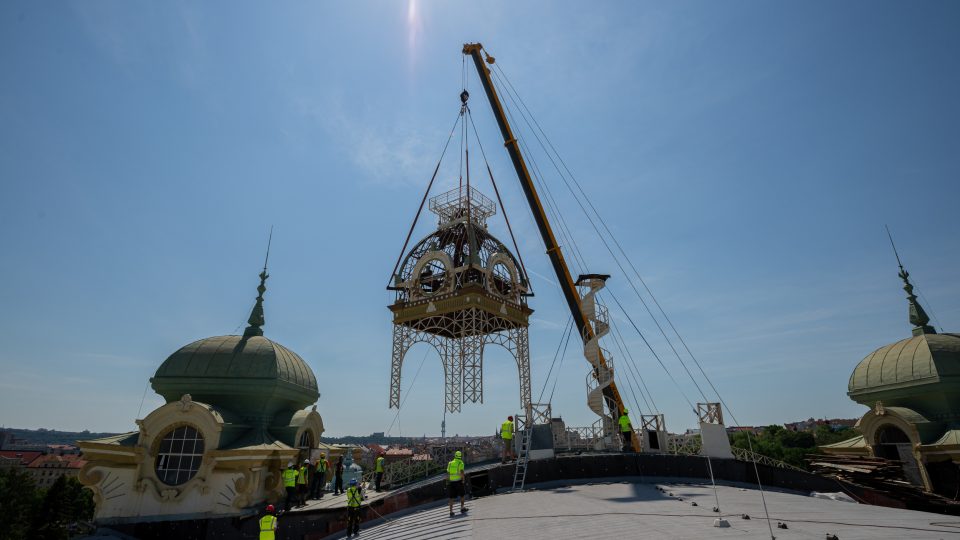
[389,186,533,413]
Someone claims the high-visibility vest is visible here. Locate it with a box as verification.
[317,459,328,473]
[298,466,309,485]
[447,458,464,481]
[282,468,298,488]
[346,486,362,508]
[619,414,631,433]
[501,420,514,440]
[375,457,385,473]
[259,514,277,540]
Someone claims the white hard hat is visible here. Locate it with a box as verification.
[288,461,294,467]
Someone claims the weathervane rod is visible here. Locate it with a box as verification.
[263,225,273,272]
[884,224,904,272]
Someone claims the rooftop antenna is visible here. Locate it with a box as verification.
[885,225,937,336]
[243,226,273,338]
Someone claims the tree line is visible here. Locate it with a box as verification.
[0,468,94,540]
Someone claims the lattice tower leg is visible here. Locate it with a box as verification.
[461,307,485,404]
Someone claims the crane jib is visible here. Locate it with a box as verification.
[462,43,635,448]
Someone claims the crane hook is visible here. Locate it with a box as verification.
[460,90,469,104]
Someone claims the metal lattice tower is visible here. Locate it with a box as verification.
[389,186,533,414]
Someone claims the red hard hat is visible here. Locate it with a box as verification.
[266,504,275,513]
[508,415,513,421]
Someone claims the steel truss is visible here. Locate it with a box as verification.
[390,307,530,413]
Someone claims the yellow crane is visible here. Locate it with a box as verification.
[463,43,641,451]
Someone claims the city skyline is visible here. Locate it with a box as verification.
[1,1,958,438]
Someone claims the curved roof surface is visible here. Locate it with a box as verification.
[848,333,960,394]
[154,335,317,392]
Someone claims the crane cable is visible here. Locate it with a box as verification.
[385,108,463,287]
[490,57,776,540]
[492,64,711,404]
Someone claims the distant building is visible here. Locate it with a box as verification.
[78,268,325,525]
[784,418,858,432]
[26,454,86,489]
[821,265,960,498]
[0,450,44,468]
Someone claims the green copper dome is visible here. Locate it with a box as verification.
[848,333,960,396]
[151,335,318,419]
[150,261,319,424]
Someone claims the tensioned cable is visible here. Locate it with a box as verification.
[607,307,659,413]
[608,288,695,413]
[492,64,710,404]
[537,316,574,403]
[385,349,430,437]
[606,307,655,414]
[549,317,577,404]
[386,108,463,287]
[605,321,646,417]
[465,106,533,293]
[492,57,775,539]
[491,69,591,274]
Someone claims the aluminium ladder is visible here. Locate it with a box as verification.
[512,413,533,490]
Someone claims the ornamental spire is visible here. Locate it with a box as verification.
[886,226,936,337]
[243,228,272,339]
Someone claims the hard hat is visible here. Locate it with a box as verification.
[304,459,310,464]
[266,504,275,513]
[455,450,462,458]
[287,461,294,467]
[349,479,357,486]
[321,453,326,457]
[508,415,513,421]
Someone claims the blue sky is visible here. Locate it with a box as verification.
[1,1,957,438]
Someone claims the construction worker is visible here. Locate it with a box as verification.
[618,408,633,452]
[282,461,298,512]
[259,504,278,540]
[333,455,345,495]
[311,453,328,499]
[447,450,467,516]
[297,459,310,506]
[345,478,363,537]
[500,415,515,463]
[374,452,386,492]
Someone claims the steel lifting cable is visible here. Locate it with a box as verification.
[493,65,711,405]
[537,316,574,403]
[385,349,430,437]
[464,106,533,294]
[493,57,777,539]
[549,317,577,404]
[498,62,728,407]
[386,108,463,287]
[606,309,655,414]
[605,324,646,418]
[491,69,591,273]
[607,311,659,414]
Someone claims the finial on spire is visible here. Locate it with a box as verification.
[885,225,936,336]
[243,227,273,338]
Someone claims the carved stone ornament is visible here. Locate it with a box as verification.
[178,394,193,412]
[874,401,885,416]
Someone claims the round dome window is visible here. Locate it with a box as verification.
[417,257,448,295]
[155,425,204,486]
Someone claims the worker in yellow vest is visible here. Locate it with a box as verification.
[374,452,386,492]
[447,450,467,516]
[311,454,328,499]
[345,478,363,537]
[297,459,310,507]
[258,504,278,540]
[500,415,515,463]
[282,461,298,512]
[618,409,633,453]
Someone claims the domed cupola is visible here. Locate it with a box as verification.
[391,186,530,307]
[151,265,318,425]
[847,261,960,419]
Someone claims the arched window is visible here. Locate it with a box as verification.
[298,430,314,449]
[155,426,204,486]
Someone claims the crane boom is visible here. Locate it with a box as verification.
[463,43,640,450]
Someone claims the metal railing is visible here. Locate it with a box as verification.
[730,446,806,472]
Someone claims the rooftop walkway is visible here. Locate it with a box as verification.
[330,479,960,539]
